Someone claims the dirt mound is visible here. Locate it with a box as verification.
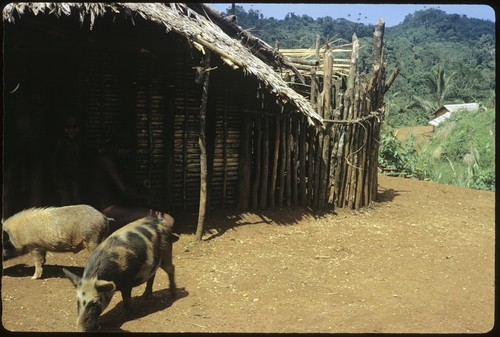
[1,175,495,333]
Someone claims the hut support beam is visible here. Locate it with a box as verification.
[269,114,280,209]
[237,111,252,210]
[196,51,211,241]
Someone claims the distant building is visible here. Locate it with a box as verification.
[429,103,480,127]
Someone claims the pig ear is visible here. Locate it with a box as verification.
[63,268,81,288]
[95,280,116,293]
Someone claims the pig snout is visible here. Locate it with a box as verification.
[2,230,18,260]
[63,268,116,332]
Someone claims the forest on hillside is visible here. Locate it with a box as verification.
[219,6,496,128]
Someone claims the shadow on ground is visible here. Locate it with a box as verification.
[97,287,189,332]
[376,186,402,203]
[2,263,83,279]
[172,206,335,241]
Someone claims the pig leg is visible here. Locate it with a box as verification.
[83,239,99,253]
[71,241,85,254]
[120,288,133,312]
[141,273,156,298]
[31,248,46,279]
[160,252,176,298]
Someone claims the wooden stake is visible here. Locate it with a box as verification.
[252,112,262,209]
[196,51,211,241]
[260,114,269,209]
[182,72,189,210]
[285,117,292,208]
[278,114,286,208]
[237,111,252,210]
[269,114,280,209]
[291,118,299,208]
[307,129,315,207]
[299,117,307,206]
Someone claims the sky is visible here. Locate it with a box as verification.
[207,3,496,27]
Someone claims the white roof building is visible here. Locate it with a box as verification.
[429,103,479,127]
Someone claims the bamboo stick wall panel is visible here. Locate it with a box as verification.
[83,50,121,150]
[209,70,241,209]
[171,59,202,210]
[134,58,169,210]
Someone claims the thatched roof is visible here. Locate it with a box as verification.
[3,2,323,127]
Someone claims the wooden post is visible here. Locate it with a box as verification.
[259,114,269,209]
[285,117,292,208]
[370,19,386,202]
[307,129,315,207]
[269,114,280,209]
[310,35,321,106]
[291,118,299,207]
[318,126,330,209]
[372,19,385,71]
[299,117,307,206]
[327,124,338,207]
[196,51,211,241]
[237,111,252,210]
[346,33,359,105]
[313,133,321,209]
[318,47,333,209]
[182,74,189,210]
[278,114,286,208]
[321,47,333,118]
[252,112,262,209]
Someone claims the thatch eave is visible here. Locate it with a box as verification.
[3,2,323,128]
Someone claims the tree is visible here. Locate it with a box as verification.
[426,63,455,108]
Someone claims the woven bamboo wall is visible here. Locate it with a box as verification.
[83,50,122,150]
[209,69,242,209]
[135,57,171,211]
[171,57,202,210]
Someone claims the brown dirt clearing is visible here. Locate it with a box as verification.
[395,125,434,150]
[1,175,495,333]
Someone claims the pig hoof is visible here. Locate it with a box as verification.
[141,292,153,299]
[31,273,42,279]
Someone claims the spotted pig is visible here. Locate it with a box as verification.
[63,216,177,332]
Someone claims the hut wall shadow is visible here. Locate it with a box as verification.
[173,207,325,241]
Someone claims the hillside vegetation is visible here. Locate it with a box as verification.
[225,6,495,127]
[379,108,495,191]
[218,6,495,191]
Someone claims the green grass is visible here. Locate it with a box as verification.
[379,107,495,191]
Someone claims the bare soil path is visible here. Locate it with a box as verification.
[1,175,495,333]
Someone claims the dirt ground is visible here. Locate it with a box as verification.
[1,175,495,333]
[394,125,434,150]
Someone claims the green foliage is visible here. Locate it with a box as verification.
[420,108,496,191]
[383,9,495,127]
[378,126,421,178]
[379,108,495,191]
[220,5,374,48]
[224,6,495,128]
